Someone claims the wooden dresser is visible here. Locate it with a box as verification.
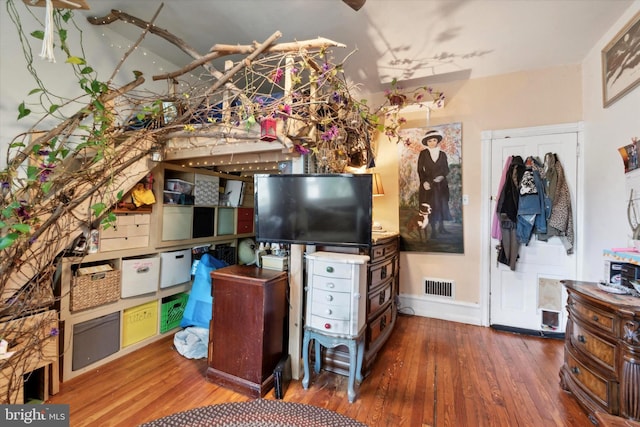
[560,280,640,422]
[316,232,399,376]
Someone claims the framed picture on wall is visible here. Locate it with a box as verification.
[602,11,640,108]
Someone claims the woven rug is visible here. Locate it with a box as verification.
[139,399,368,427]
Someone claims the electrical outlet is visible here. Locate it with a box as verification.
[463,194,469,205]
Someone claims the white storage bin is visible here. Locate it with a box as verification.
[160,249,192,288]
[121,256,160,298]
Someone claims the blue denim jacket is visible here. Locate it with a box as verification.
[516,169,551,244]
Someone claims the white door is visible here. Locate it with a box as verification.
[489,132,578,333]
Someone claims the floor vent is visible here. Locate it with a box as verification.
[424,278,454,298]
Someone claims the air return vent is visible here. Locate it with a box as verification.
[424,277,454,298]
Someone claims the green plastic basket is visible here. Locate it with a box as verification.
[160,292,189,333]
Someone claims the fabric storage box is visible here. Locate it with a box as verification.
[71,265,121,311]
[72,312,120,370]
[192,207,215,238]
[162,206,193,241]
[165,179,194,194]
[217,207,235,235]
[122,301,158,347]
[194,173,220,206]
[160,293,189,333]
[121,256,160,298]
[160,249,192,288]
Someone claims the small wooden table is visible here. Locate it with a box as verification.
[206,265,288,398]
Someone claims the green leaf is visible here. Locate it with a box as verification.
[91,202,107,217]
[58,28,67,42]
[61,11,72,22]
[41,181,53,194]
[93,100,105,111]
[80,66,94,74]
[0,233,19,251]
[136,112,146,121]
[49,104,59,114]
[117,190,124,201]
[0,220,6,228]
[26,165,38,181]
[66,56,86,65]
[30,30,44,40]
[17,102,31,120]
[2,202,20,219]
[28,88,43,96]
[12,223,30,234]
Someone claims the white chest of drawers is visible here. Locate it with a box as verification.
[302,251,370,403]
[305,251,370,337]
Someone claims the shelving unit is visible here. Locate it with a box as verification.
[57,163,254,382]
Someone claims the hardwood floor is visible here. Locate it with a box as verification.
[47,314,592,426]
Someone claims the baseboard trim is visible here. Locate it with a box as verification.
[398,293,482,326]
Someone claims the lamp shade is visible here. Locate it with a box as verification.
[372,173,384,196]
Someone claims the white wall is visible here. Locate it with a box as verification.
[0,2,180,168]
[580,2,640,281]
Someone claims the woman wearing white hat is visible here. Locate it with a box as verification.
[417,129,452,238]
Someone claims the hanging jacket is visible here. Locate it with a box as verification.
[496,156,526,269]
[492,156,513,240]
[516,166,551,244]
[537,154,574,254]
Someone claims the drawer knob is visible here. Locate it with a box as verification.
[571,366,580,375]
[379,292,386,305]
[592,315,599,322]
[577,335,586,343]
[326,282,335,289]
[326,266,334,273]
[325,295,333,302]
[324,323,331,330]
[325,308,332,315]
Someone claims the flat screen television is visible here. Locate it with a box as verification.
[254,174,372,247]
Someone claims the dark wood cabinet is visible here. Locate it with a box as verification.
[206,265,288,398]
[560,280,640,422]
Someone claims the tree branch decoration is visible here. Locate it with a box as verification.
[0,1,443,402]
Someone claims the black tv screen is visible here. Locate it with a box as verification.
[254,174,372,247]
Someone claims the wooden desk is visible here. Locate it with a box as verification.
[206,265,287,398]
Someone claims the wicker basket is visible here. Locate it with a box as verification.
[71,270,121,312]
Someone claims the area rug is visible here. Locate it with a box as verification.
[139,399,368,427]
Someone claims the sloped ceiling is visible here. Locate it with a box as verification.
[80,0,633,95]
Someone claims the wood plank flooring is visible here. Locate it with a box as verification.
[47,315,592,426]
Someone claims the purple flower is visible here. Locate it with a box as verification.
[331,92,341,104]
[294,144,310,155]
[271,68,284,84]
[322,63,331,73]
[290,66,299,75]
[321,125,339,141]
[50,328,59,337]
